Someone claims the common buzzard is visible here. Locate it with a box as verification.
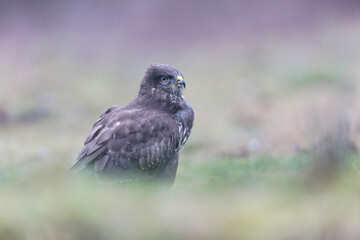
[70,64,194,186]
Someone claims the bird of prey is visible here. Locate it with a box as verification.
[70,64,194,186]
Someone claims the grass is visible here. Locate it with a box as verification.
[0,154,359,239]
[177,155,309,189]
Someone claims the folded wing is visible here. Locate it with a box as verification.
[70,105,179,183]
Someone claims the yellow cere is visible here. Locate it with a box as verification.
[177,75,183,81]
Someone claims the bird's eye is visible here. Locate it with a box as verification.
[160,76,168,83]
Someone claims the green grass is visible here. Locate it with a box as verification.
[0,154,359,240]
[283,68,344,89]
[177,155,309,189]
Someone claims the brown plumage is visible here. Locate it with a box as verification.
[70,64,194,186]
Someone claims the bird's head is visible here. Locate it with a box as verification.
[140,64,186,97]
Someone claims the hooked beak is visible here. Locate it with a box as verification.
[169,75,186,88]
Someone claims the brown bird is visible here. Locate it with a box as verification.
[70,64,194,186]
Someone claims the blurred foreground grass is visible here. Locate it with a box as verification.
[1,153,360,240]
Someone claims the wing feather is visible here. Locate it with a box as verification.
[85,124,103,144]
[96,128,113,144]
[82,145,107,164]
[94,154,109,172]
[86,142,105,155]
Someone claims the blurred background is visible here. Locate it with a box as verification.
[1,0,360,239]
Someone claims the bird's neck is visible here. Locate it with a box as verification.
[135,87,182,112]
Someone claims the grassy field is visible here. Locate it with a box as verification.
[1,153,360,239]
[1,5,360,239]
